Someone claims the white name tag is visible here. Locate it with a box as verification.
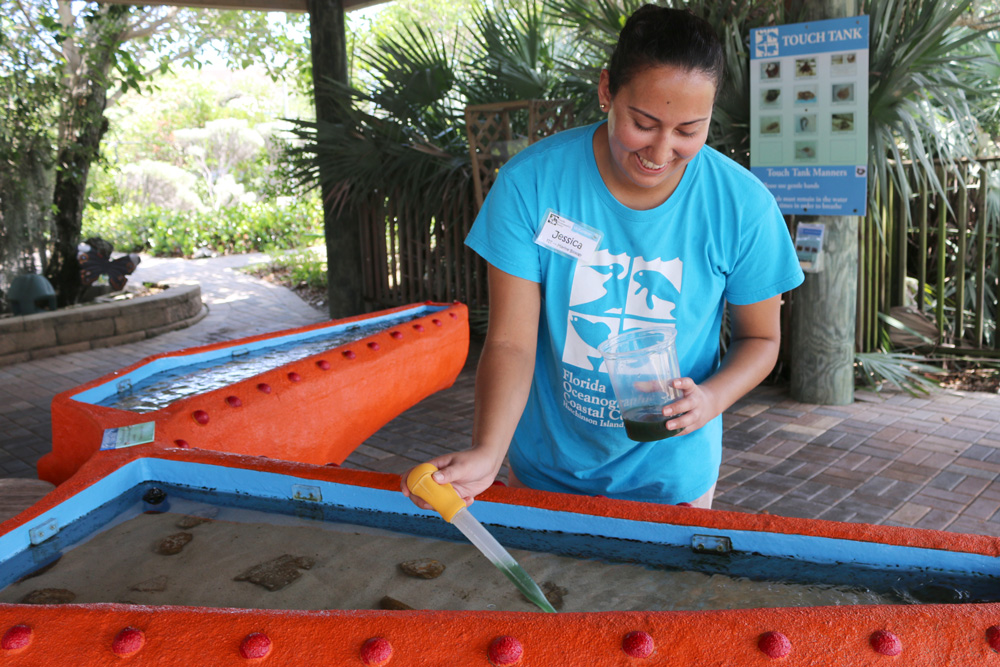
[533,210,602,261]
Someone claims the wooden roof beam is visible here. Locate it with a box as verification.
[99,0,391,13]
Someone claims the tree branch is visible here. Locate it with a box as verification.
[106,45,199,106]
[12,0,67,63]
[124,7,182,42]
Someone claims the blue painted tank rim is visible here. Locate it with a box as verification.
[2,457,996,583]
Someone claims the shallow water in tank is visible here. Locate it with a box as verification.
[97,309,424,413]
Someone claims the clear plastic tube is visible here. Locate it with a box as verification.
[451,509,557,613]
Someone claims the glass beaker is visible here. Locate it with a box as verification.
[598,327,683,442]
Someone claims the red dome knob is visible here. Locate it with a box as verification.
[870,630,902,656]
[622,630,654,658]
[987,625,1000,652]
[360,637,393,666]
[487,636,523,665]
[239,632,272,659]
[112,627,144,656]
[758,631,791,659]
[1,625,32,651]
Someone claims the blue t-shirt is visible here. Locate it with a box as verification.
[466,122,803,503]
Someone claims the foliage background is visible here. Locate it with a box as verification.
[3,0,999,391]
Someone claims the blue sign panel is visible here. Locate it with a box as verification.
[750,16,869,216]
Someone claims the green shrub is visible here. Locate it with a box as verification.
[244,249,328,290]
[83,197,323,257]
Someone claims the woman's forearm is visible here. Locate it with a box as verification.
[700,334,780,415]
[469,265,542,472]
[699,296,783,418]
[470,339,537,472]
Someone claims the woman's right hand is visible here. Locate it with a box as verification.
[400,448,505,511]
[401,265,539,513]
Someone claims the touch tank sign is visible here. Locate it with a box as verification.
[750,16,869,215]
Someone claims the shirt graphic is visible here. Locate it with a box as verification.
[561,249,682,426]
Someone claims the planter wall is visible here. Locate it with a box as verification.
[0,284,205,367]
[39,302,468,485]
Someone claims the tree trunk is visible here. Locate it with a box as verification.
[308,0,365,318]
[44,5,130,307]
[48,120,107,306]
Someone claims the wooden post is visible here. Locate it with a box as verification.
[790,215,859,404]
[789,0,859,405]
[308,0,365,317]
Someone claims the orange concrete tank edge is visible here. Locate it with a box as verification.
[38,302,468,485]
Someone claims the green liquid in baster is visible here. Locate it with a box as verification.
[499,562,557,613]
[622,405,685,442]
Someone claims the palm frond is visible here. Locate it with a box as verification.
[854,351,944,395]
[865,0,999,233]
[357,24,462,131]
[461,0,560,104]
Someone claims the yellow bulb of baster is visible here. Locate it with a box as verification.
[405,463,467,523]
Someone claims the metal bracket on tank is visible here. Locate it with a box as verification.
[692,534,732,555]
[292,484,322,502]
[29,518,59,545]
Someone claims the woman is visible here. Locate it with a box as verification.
[404,4,803,509]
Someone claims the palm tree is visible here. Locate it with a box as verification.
[856,0,999,391]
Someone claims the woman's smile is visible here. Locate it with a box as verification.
[637,154,668,171]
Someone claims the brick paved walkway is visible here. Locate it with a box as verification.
[346,344,1000,536]
[1,254,998,538]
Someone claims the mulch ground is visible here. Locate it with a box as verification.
[937,367,1000,394]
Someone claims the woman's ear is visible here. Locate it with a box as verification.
[598,69,612,111]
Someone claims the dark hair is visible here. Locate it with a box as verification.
[607,4,724,98]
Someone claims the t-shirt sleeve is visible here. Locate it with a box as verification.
[724,183,804,305]
[464,167,543,283]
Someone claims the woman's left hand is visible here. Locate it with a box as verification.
[663,296,785,434]
[660,377,720,435]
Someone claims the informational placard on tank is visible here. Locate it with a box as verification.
[749,16,869,216]
[100,421,155,450]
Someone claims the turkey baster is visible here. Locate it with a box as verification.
[405,463,556,613]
